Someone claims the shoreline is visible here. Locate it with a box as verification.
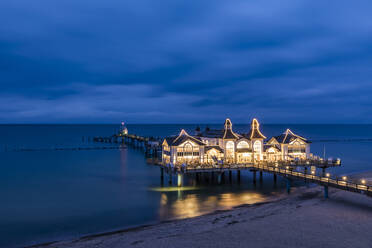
[29,171,372,248]
[30,185,372,248]
[28,171,372,248]
[29,191,289,248]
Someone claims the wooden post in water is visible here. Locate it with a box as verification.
[160,168,164,185]
[273,174,277,183]
[286,178,292,194]
[324,185,329,199]
[168,172,173,185]
[217,172,222,185]
[237,170,241,183]
[229,170,232,183]
[259,171,263,183]
[253,170,257,184]
[177,174,183,187]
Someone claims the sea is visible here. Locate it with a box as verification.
[1,124,372,247]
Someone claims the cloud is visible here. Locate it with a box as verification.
[0,0,372,123]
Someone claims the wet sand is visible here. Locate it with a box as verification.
[33,184,372,248]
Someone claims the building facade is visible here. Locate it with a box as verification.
[162,118,311,165]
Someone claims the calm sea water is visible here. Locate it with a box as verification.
[1,124,372,247]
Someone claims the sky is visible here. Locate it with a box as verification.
[0,0,372,124]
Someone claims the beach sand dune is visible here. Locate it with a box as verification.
[35,186,372,248]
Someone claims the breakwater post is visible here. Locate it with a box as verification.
[286,178,292,194]
[324,185,329,199]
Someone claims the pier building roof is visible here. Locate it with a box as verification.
[205,146,224,153]
[274,129,310,144]
[245,118,266,139]
[199,128,224,138]
[264,144,281,152]
[167,129,205,146]
[222,118,240,139]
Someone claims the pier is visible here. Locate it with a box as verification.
[93,133,162,158]
[95,123,371,200]
[156,161,372,198]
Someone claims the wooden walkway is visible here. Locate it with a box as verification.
[157,162,371,198]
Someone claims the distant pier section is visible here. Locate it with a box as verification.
[93,122,162,158]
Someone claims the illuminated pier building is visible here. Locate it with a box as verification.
[162,118,311,165]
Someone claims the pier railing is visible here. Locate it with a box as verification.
[158,161,371,196]
[254,163,372,194]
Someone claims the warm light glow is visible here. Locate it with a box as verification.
[361,179,366,184]
[311,170,315,174]
[342,176,347,181]
[250,118,267,139]
[160,118,322,167]
[326,173,330,177]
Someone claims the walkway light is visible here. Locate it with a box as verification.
[326,173,330,177]
[361,179,366,184]
[311,170,315,175]
[342,176,347,181]
[286,166,289,170]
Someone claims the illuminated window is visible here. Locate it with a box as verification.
[226,141,235,158]
[253,141,261,153]
[237,141,249,149]
[184,143,193,156]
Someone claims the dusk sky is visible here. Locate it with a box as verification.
[1,1,372,124]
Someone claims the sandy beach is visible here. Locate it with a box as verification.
[33,183,372,248]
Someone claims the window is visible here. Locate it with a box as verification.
[288,147,306,153]
[253,141,261,153]
[226,141,235,158]
[237,141,249,149]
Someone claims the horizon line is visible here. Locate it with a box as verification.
[1,123,372,125]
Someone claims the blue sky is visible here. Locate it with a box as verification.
[1,0,372,123]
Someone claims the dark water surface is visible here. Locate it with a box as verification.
[1,124,372,247]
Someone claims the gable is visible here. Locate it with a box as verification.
[178,139,200,147]
[289,138,306,145]
[267,147,278,153]
[267,137,279,145]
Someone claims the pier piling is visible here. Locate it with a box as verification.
[177,174,183,187]
[160,168,164,185]
[217,173,222,185]
[259,171,263,182]
[324,185,329,199]
[286,178,292,194]
[168,172,172,185]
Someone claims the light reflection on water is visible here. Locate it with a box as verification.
[157,188,269,219]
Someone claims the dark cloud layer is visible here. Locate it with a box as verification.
[0,0,372,123]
